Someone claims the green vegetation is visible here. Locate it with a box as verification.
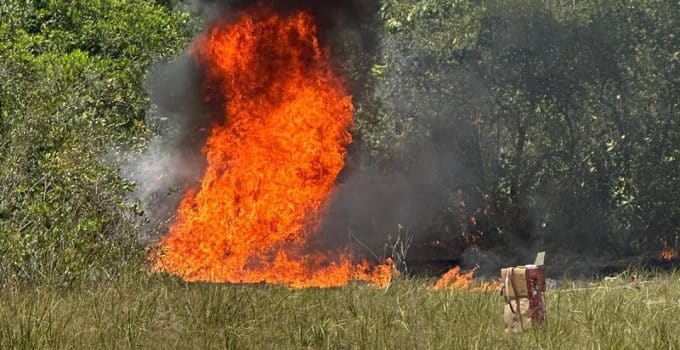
[2,271,680,349]
[1,1,677,348]
[0,3,679,342]
[0,0,195,284]
[369,0,679,256]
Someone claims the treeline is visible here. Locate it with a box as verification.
[362,0,679,262]
[0,0,677,284]
[0,0,195,284]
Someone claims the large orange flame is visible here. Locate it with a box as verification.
[151,9,392,288]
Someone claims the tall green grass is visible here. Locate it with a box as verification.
[1,270,679,349]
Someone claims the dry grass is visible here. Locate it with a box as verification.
[1,270,679,349]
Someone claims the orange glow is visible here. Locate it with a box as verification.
[150,9,392,288]
[431,266,500,292]
[659,242,679,261]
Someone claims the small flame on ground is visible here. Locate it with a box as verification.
[659,242,679,261]
[430,266,500,292]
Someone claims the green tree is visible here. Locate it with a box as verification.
[0,0,193,285]
[367,0,679,259]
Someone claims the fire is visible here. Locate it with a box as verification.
[151,8,391,288]
[659,242,679,261]
[431,266,500,292]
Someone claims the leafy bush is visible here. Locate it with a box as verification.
[0,0,193,285]
[369,0,679,257]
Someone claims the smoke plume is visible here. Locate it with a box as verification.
[133,0,381,233]
[130,0,483,277]
[133,0,548,278]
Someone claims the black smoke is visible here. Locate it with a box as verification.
[133,0,382,235]
[136,0,511,277]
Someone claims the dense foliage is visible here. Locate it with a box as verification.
[0,0,677,283]
[0,0,193,285]
[368,0,679,259]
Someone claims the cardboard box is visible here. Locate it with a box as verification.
[501,253,547,332]
[503,298,531,332]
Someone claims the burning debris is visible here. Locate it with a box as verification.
[150,7,392,288]
[430,266,500,292]
[659,241,679,262]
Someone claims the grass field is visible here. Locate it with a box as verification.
[2,270,679,349]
